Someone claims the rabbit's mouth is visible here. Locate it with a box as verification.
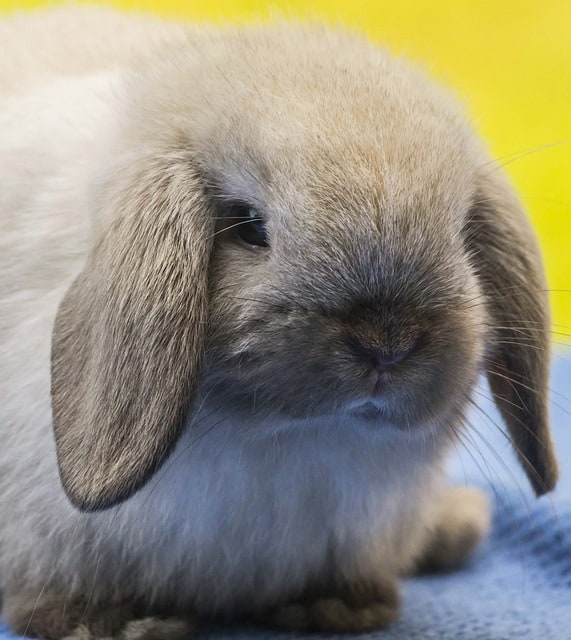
[199,362,469,432]
[347,400,390,422]
[343,395,448,431]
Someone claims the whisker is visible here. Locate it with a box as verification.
[521,195,571,210]
[23,581,48,638]
[479,140,571,174]
[485,361,571,418]
[466,400,531,509]
[454,424,503,506]
[468,394,562,533]
[208,218,261,239]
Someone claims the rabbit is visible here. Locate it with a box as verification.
[0,5,558,639]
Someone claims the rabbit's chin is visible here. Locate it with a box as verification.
[196,377,467,435]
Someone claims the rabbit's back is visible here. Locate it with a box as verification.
[0,5,186,97]
[0,11,135,591]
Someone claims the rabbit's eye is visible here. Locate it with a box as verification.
[230,205,269,249]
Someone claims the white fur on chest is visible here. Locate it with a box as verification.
[101,410,444,612]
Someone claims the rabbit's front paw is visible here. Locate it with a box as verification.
[62,618,192,640]
[2,587,193,640]
[266,578,400,633]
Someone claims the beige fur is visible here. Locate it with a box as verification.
[0,5,556,638]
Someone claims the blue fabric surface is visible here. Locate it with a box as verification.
[2,353,570,639]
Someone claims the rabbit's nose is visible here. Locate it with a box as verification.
[348,339,411,372]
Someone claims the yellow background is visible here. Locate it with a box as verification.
[2,1,570,332]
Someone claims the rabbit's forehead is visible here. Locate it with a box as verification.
[194,77,477,236]
[279,126,475,225]
[205,108,477,239]
[182,28,479,239]
[209,106,477,295]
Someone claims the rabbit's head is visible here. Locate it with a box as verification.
[50,26,557,510]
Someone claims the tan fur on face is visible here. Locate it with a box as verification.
[0,5,556,637]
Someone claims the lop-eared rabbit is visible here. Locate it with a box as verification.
[0,6,557,639]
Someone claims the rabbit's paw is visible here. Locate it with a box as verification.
[2,588,193,640]
[415,485,491,573]
[62,618,192,640]
[266,579,400,633]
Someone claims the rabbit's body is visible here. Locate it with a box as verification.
[0,394,441,611]
[0,6,556,639]
[0,10,450,627]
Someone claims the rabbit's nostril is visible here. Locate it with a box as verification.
[347,338,412,372]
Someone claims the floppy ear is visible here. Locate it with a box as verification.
[51,157,214,511]
[466,166,558,496]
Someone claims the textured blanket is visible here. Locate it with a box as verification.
[2,354,569,639]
